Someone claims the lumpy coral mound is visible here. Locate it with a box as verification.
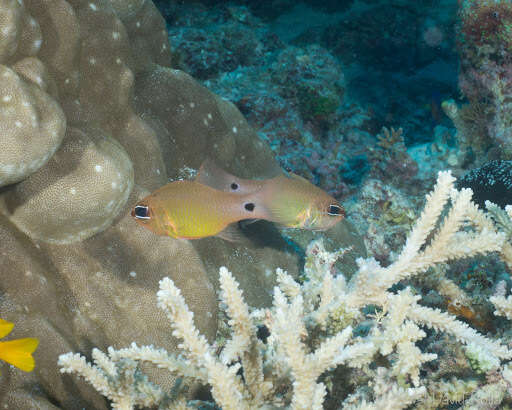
[460,0,512,47]
[458,0,512,65]
[0,0,363,408]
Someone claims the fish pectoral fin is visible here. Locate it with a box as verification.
[262,202,298,227]
[216,223,245,242]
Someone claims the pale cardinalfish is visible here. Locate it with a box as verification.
[196,159,345,231]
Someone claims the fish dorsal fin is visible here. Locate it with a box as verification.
[197,159,224,187]
[196,159,264,194]
[287,172,310,183]
[196,159,240,191]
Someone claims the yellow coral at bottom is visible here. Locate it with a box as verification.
[0,318,38,372]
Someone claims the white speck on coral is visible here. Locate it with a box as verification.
[89,57,96,65]
[162,44,167,50]
[129,271,137,278]
[111,182,117,189]
[136,21,141,28]
[25,270,32,277]
[95,165,103,173]
[89,3,97,11]
[203,118,208,126]
[112,31,120,40]
[2,95,12,102]
[34,39,42,49]
[232,126,238,133]
[189,102,195,108]
[213,143,218,149]
[156,169,161,175]
[22,101,29,107]
[70,188,76,195]
[35,76,42,85]
[15,120,22,128]
[64,78,70,84]
[207,113,213,120]
[116,58,122,64]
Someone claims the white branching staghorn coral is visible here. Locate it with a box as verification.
[491,280,512,321]
[58,171,512,409]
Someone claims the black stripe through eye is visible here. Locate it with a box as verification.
[134,205,150,219]
[327,204,343,216]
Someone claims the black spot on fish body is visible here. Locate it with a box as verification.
[244,203,255,212]
[230,182,239,191]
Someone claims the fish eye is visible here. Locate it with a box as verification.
[327,204,344,216]
[133,205,151,219]
[244,202,255,212]
[231,182,239,191]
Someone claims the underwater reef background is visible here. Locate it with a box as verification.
[1,0,512,408]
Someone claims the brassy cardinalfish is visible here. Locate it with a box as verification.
[131,161,345,240]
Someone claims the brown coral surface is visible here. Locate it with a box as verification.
[0,0,364,407]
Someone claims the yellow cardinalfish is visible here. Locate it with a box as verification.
[252,172,345,230]
[131,180,272,240]
[0,318,39,372]
[196,160,345,231]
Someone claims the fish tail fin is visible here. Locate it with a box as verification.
[0,337,39,372]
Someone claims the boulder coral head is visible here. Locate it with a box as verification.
[0,64,65,187]
[4,127,134,244]
[0,0,365,408]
